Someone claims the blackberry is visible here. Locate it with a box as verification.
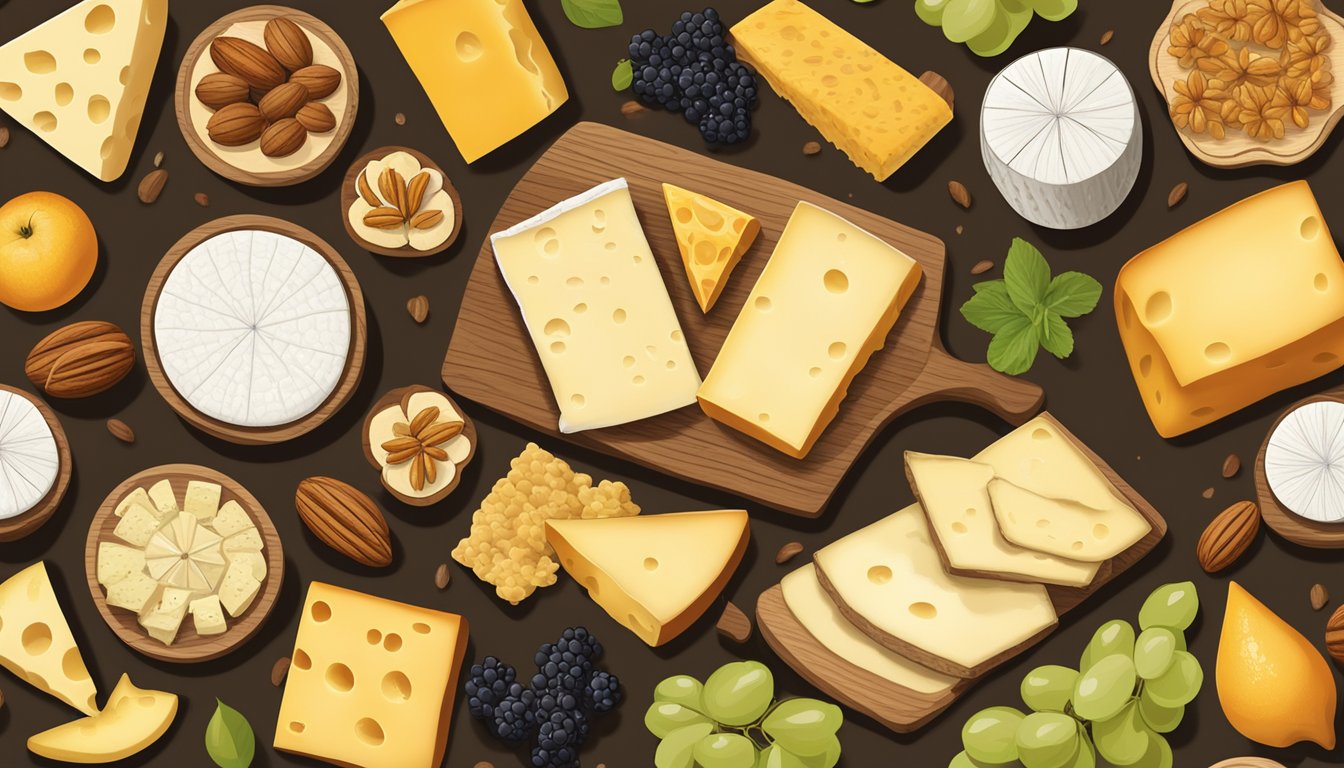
[464,656,516,719]
[584,670,621,714]
[531,744,581,768]
[532,627,602,693]
[490,685,538,744]
[534,691,590,760]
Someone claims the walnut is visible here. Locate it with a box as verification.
[1198,0,1256,42]
[1215,47,1283,89]
[1171,71,1232,139]
[1230,84,1287,139]
[1247,0,1320,49]
[1170,14,1231,70]
[1270,77,1316,127]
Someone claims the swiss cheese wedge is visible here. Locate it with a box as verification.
[663,184,761,312]
[546,510,750,646]
[0,562,98,715]
[28,674,178,763]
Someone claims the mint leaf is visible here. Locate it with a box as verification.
[561,0,623,28]
[1003,237,1051,314]
[206,700,255,768]
[612,59,633,91]
[1044,271,1103,318]
[1038,311,1074,358]
[960,280,1024,333]
[987,315,1040,375]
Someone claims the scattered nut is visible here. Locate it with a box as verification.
[394,112,407,126]
[295,101,336,133]
[716,600,752,643]
[948,180,972,209]
[271,655,291,686]
[207,102,265,146]
[1168,181,1188,208]
[294,477,393,567]
[106,418,135,444]
[473,762,495,768]
[434,562,451,590]
[264,17,313,72]
[152,151,164,168]
[1222,453,1241,478]
[194,192,210,207]
[259,118,307,158]
[1201,487,1215,499]
[955,224,965,235]
[195,71,251,109]
[1312,583,1330,611]
[1100,29,1115,45]
[620,100,647,116]
[775,541,804,565]
[1196,500,1260,573]
[971,259,995,275]
[407,295,430,324]
[137,169,168,205]
[1326,605,1344,661]
[25,321,136,398]
[802,140,822,155]
[288,64,342,100]
[0,126,10,149]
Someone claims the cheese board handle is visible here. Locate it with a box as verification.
[904,345,1044,424]
[919,71,955,111]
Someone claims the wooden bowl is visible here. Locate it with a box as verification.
[175,5,359,187]
[0,384,70,541]
[1149,0,1344,168]
[141,215,368,445]
[361,385,477,507]
[84,464,285,663]
[1254,388,1344,548]
[340,146,463,258]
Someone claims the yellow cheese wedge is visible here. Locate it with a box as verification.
[730,0,952,180]
[663,184,761,312]
[0,0,167,182]
[0,562,98,715]
[987,478,1149,562]
[1116,181,1344,437]
[28,674,178,763]
[381,0,568,163]
[546,510,750,646]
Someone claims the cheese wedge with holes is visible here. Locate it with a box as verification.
[698,201,922,458]
[988,479,1149,562]
[27,674,177,763]
[0,0,167,181]
[491,178,702,432]
[546,510,750,646]
[1116,181,1344,437]
[663,184,761,312]
[0,562,99,715]
[813,504,1057,677]
[275,582,469,768]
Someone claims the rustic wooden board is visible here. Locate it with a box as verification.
[1255,387,1344,548]
[360,385,478,507]
[0,384,70,542]
[140,214,368,445]
[339,146,464,258]
[1149,0,1344,168]
[758,413,1167,727]
[442,122,1044,517]
[84,464,285,663]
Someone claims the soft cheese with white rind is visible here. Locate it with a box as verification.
[1265,400,1344,523]
[0,563,99,715]
[27,674,178,763]
[987,478,1148,562]
[0,389,59,521]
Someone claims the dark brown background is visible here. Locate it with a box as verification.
[0,0,1340,765]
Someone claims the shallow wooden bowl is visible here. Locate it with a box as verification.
[0,384,70,542]
[361,385,477,507]
[340,146,464,258]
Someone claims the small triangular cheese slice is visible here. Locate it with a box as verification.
[987,478,1150,562]
[663,184,761,312]
[546,510,750,646]
[27,674,178,763]
[0,0,168,181]
[0,563,98,715]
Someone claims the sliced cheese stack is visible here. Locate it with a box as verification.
[0,388,60,521]
[28,674,178,763]
[663,184,761,313]
[0,562,99,715]
[1115,181,1344,437]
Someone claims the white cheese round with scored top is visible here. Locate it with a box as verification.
[1265,400,1344,523]
[0,389,59,520]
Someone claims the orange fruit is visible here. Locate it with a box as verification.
[0,191,97,312]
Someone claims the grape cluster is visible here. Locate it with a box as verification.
[628,8,758,145]
[951,582,1202,768]
[916,0,1077,58]
[464,627,622,768]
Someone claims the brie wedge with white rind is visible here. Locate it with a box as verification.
[1265,400,1344,523]
[153,229,351,429]
[0,389,59,521]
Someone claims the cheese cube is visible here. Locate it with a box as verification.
[1116,181,1344,436]
[663,184,761,313]
[274,582,469,768]
[0,563,99,715]
[113,488,154,518]
[106,573,160,615]
[217,561,261,617]
[189,596,227,636]
[226,550,268,581]
[698,202,922,458]
[183,481,221,521]
[113,506,161,548]
[139,587,190,646]
[223,527,264,553]
[27,674,177,763]
[96,542,145,588]
[210,500,254,538]
[147,480,179,519]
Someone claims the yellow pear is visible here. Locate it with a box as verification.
[1217,581,1336,748]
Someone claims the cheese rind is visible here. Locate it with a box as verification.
[0,563,99,715]
[27,674,177,763]
[987,478,1148,562]
[663,183,761,312]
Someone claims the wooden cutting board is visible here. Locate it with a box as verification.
[442,122,1044,517]
[1255,387,1344,548]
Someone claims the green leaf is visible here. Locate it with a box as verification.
[206,700,255,768]
[1038,311,1074,359]
[612,58,633,91]
[561,0,623,29]
[1003,238,1051,314]
[986,315,1040,375]
[961,281,1025,333]
[1044,271,1103,318]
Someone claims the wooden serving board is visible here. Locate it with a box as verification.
[757,413,1168,731]
[1149,0,1344,168]
[442,122,1044,517]
[340,146,464,258]
[1254,387,1344,548]
[0,384,70,542]
[84,465,285,663]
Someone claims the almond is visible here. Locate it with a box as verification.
[264,17,313,72]
[948,180,972,209]
[271,655,291,686]
[137,168,168,204]
[775,541,804,565]
[1196,500,1260,573]
[802,140,822,155]
[620,100,647,116]
[1221,453,1241,478]
[26,321,135,398]
[363,207,404,229]
[207,102,264,146]
[295,101,336,133]
[294,477,392,567]
[356,171,380,207]
[410,209,444,230]
[195,72,250,109]
[288,64,341,99]
[717,601,752,643]
[106,418,135,444]
[1312,583,1329,611]
[258,81,308,122]
[378,168,406,215]
[210,36,286,92]
[407,295,429,324]
[1326,605,1344,661]
[406,171,430,216]
[1168,181,1188,208]
[259,118,306,158]
[434,562,451,590]
[971,259,995,275]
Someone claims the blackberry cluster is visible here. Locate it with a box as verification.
[628,8,758,145]
[464,627,622,768]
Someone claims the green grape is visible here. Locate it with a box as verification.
[762,698,843,757]
[1021,665,1078,712]
[1072,654,1136,721]
[1143,651,1202,708]
[962,706,1024,764]
[915,0,951,26]
[702,661,775,727]
[1015,712,1080,768]
[1137,687,1184,734]
[941,0,999,43]
[950,750,1008,768]
[1138,582,1199,632]
[1027,0,1078,22]
[966,0,1032,57]
[1066,732,1097,768]
[1092,701,1152,766]
[756,744,807,768]
[645,701,712,739]
[1079,620,1135,672]
[655,722,714,768]
[655,675,705,709]
[1133,628,1177,681]
[1129,732,1173,768]
[694,732,759,768]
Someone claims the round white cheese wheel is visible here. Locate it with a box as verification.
[1265,400,1344,523]
[980,47,1141,230]
[154,230,351,428]
[0,390,59,520]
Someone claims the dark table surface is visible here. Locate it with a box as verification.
[1,0,1342,766]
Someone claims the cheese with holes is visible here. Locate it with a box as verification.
[546,510,749,646]
[381,0,568,163]
[0,389,59,521]
[905,452,1101,587]
[988,479,1148,563]
[0,563,99,715]
[28,674,177,763]
[0,0,167,182]
[699,201,921,458]
[730,0,952,180]
[1115,181,1344,437]
[491,178,702,433]
[663,184,761,312]
[275,582,469,768]
[813,504,1057,676]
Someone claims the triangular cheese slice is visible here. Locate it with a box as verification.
[663,184,760,312]
[0,0,168,181]
[28,674,178,763]
[0,562,98,715]
[987,478,1150,562]
[546,510,750,646]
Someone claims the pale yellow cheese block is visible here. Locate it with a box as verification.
[987,478,1149,562]
[0,562,99,715]
[27,674,177,763]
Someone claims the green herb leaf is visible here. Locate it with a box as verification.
[960,280,1024,333]
[1003,237,1051,315]
[612,58,633,91]
[206,700,255,768]
[1043,271,1103,318]
[561,0,623,29]
[1038,311,1074,359]
[987,315,1040,375]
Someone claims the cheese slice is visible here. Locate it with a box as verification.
[147,479,178,519]
[546,510,750,647]
[27,674,177,763]
[491,178,702,433]
[96,542,145,588]
[905,452,1101,587]
[0,0,167,181]
[988,479,1149,562]
[211,500,254,538]
[663,183,761,312]
[698,201,922,458]
[780,564,956,695]
[381,0,568,163]
[730,0,952,180]
[114,487,154,518]
[813,504,1057,677]
[0,563,99,715]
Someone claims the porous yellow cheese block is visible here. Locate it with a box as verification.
[730,0,952,180]
[27,674,177,763]
[663,183,761,312]
[381,0,568,163]
[546,510,749,647]
[1115,181,1344,437]
[274,582,469,768]
[698,201,921,458]
[0,562,98,715]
